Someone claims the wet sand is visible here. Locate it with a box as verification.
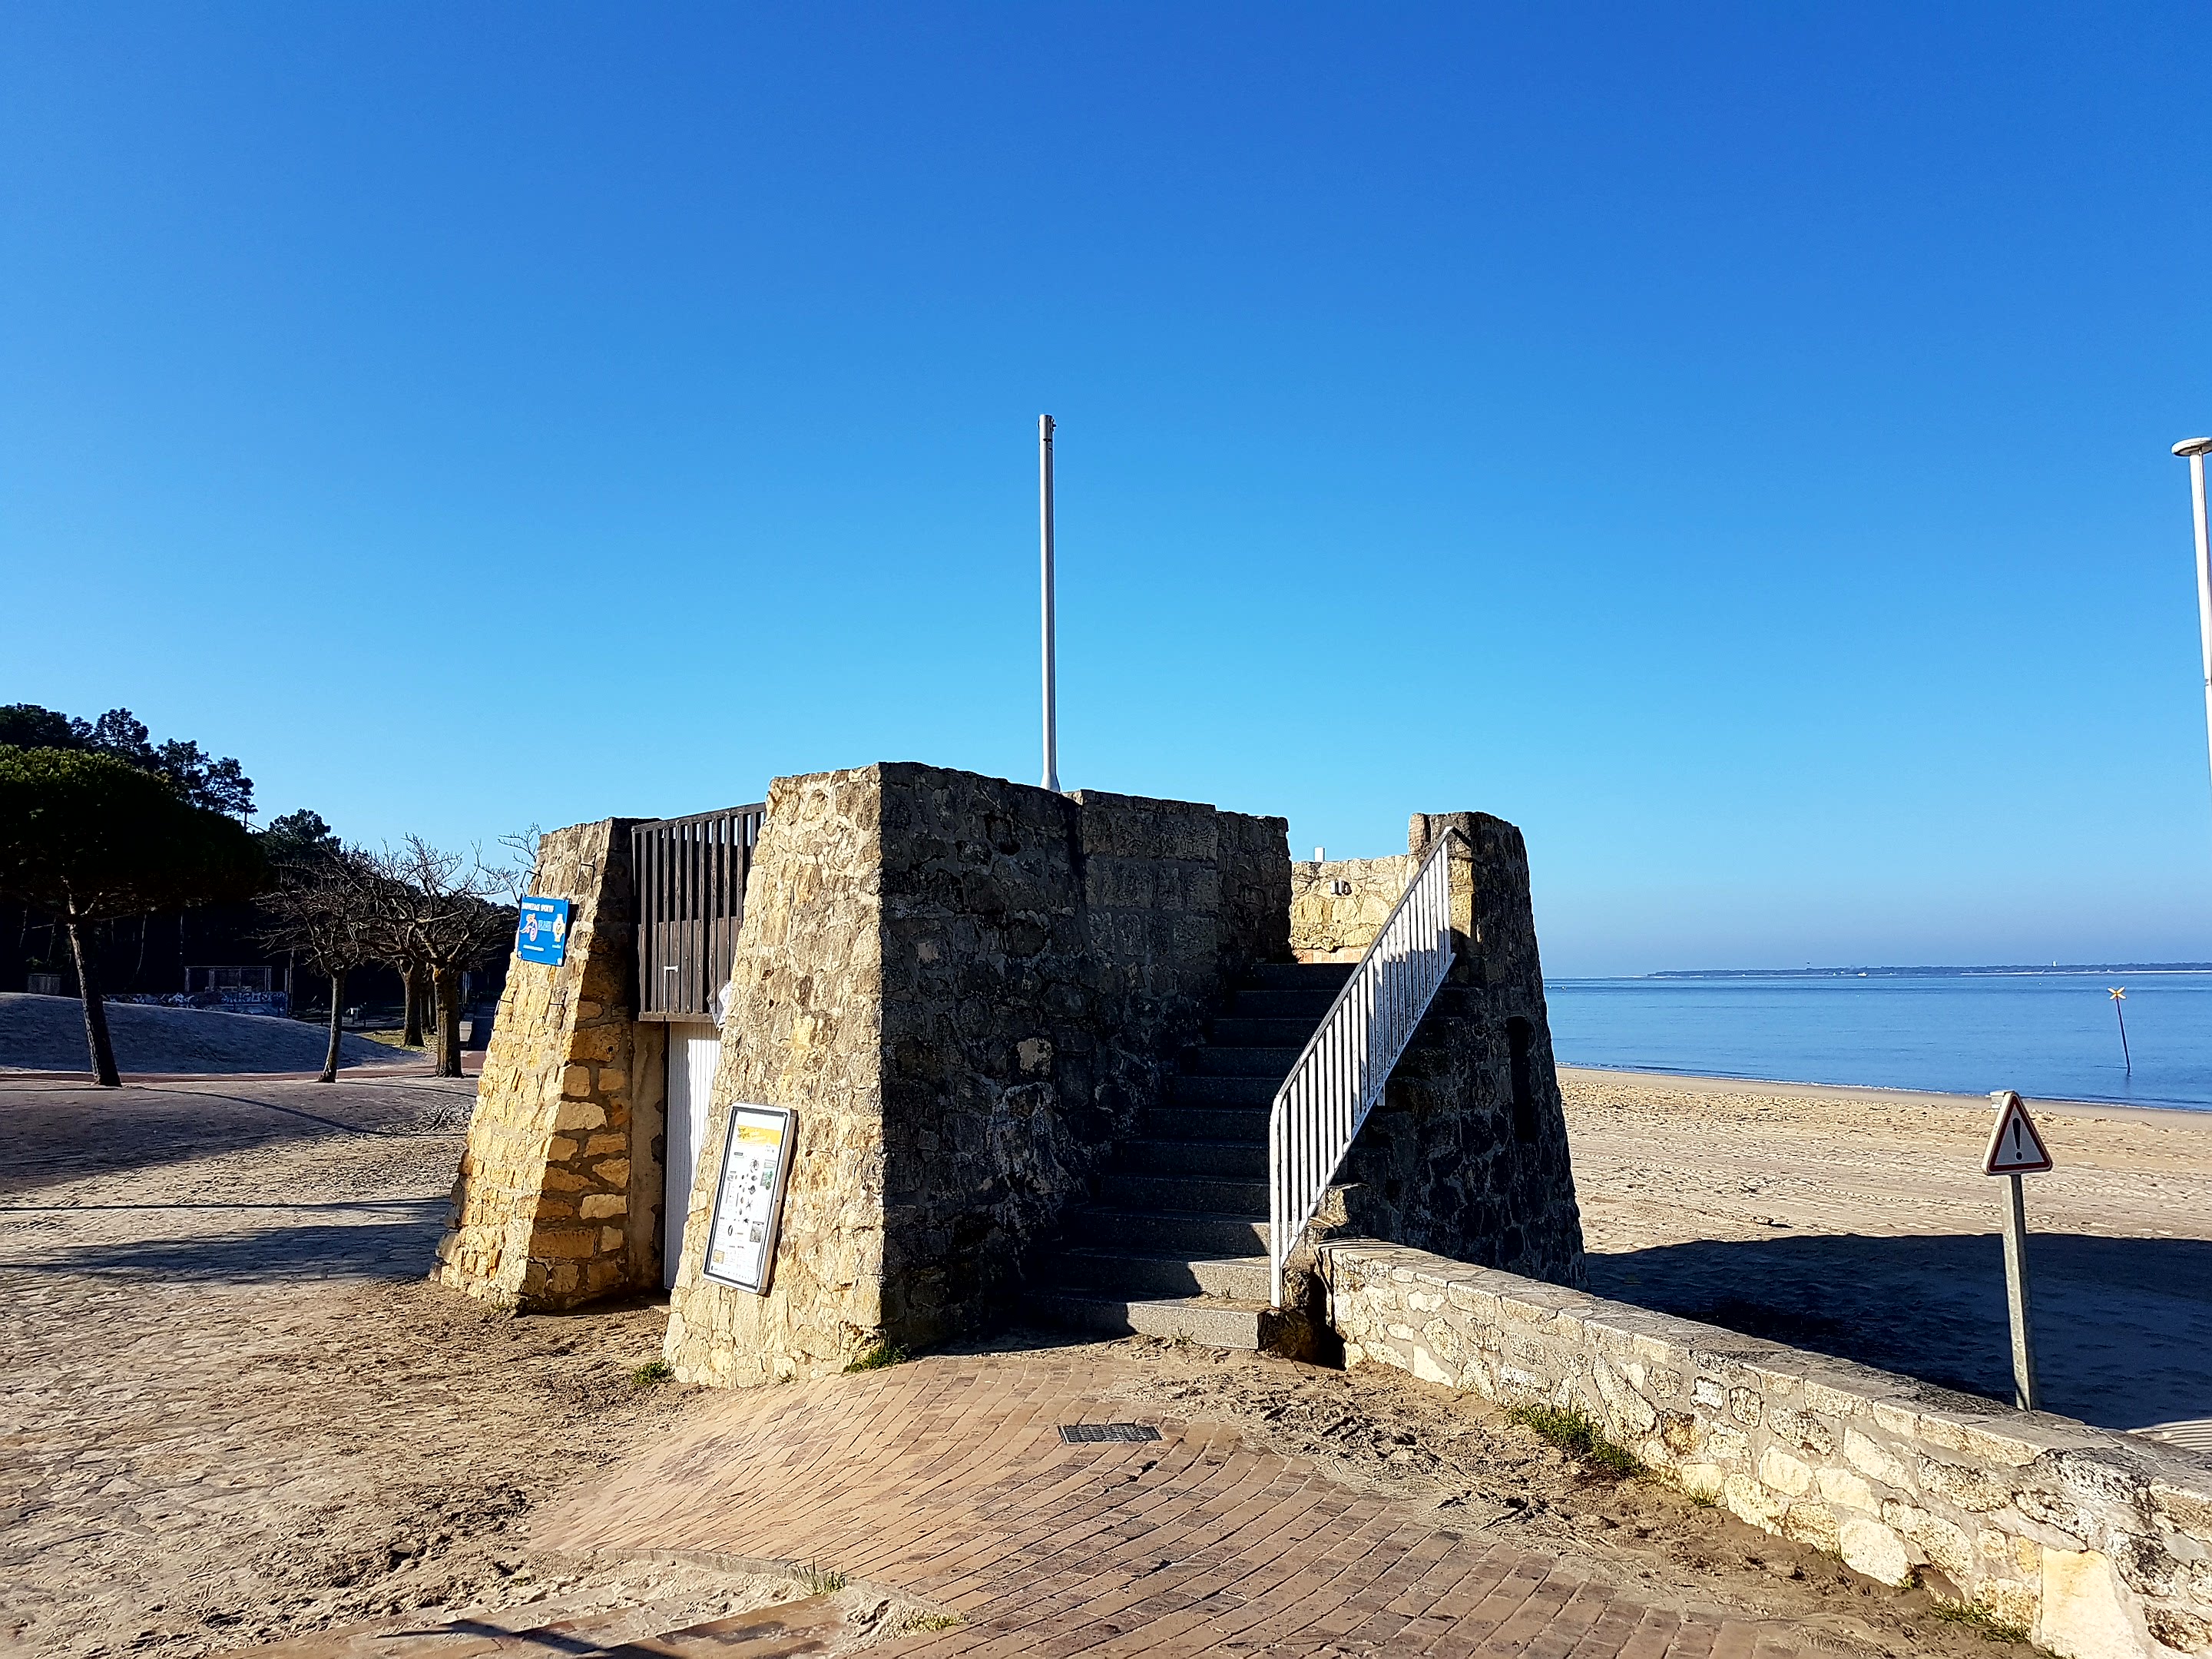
[1560,1066,2212,1454]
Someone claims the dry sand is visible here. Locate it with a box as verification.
[1561,1066,2212,1452]
[0,992,410,1075]
[0,1074,820,1657]
[9,1072,1962,1659]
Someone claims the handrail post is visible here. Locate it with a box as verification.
[1264,831,1463,1306]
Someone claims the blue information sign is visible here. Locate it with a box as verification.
[516,897,571,965]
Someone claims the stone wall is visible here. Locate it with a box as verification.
[661,767,889,1384]
[1290,855,1413,962]
[1324,1240,2212,1659]
[434,819,667,1310]
[664,763,1292,1386]
[1321,813,1585,1289]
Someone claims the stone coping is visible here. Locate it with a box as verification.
[1320,1239,2212,1659]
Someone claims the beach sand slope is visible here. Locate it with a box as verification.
[1562,1066,2212,1453]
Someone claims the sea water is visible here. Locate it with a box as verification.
[1543,972,2212,1112]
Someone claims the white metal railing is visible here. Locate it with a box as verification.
[1267,832,1460,1306]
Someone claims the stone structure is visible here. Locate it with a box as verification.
[435,769,1586,1373]
[434,819,667,1310]
[1324,1240,2212,1659]
[1289,853,1412,962]
[1317,813,1585,1289]
[663,763,1291,1386]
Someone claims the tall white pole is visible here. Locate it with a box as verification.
[2175,439,2212,805]
[1040,414,1059,793]
[2194,452,2212,800]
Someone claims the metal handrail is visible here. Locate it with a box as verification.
[1267,831,1460,1306]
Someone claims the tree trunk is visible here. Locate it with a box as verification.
[431,966,463,1078]
[400,962,426,1047]
[320,965,346,1084]
[65,912,121,1088]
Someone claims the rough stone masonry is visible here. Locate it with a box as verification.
[1325,1240,2212,1659]
[439,763,1588,1379]
[661,762,1293,1384]
[435,819,667,1310]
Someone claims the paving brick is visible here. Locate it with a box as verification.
[531,1354,1833,1654]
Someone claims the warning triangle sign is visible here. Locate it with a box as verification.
[1983,1091,2055,1175]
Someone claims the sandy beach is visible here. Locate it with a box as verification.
[1561,1065,2212,1453]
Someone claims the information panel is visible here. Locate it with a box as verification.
[701,1104,797,1294]
[515,897,571,965]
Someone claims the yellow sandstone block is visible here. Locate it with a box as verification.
[2038,1548,2134,1659]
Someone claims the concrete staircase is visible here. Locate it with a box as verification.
[1022,960,1353,1349]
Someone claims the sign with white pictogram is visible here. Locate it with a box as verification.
[515,896,571,966]
[700,1104,797,1294]
[1983,1091,2054,1176]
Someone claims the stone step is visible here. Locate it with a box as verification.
[1165,1074,1278,1108]
[1240,961,1355,989]
[1116,1136,1265,1179]
[1019,1287,1271,1350]
[1058,1204,1270,1257]
[1227,987,1343,1020]
[1041,1246,1272,1302]
[1141,1104,1271,1142]
[1184,1045,1302,1079]
[1208,1015,1324,1048]
[1097,1170,1269,1214]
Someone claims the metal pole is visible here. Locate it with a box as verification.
[2174,439,2212,803]
[1040,413,1058,794]
[2000,1171,2040,1411]
[2194,450,2212,801]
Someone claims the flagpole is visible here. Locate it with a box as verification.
[1040,414,1059,793]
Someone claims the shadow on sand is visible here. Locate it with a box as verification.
[4,1209,452,1283]
[1589,1231,2212,1437]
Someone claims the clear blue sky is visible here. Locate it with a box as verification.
[6,5,2211,975]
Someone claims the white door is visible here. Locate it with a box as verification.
[664,1024,721,1288]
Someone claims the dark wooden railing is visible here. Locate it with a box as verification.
[632,804,765,1022]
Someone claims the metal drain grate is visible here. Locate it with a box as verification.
[1058,1422,1161,1444]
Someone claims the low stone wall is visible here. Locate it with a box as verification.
[1289,856,1412,962]
[435,819,666,1310]
[1323,1239,2212,1659]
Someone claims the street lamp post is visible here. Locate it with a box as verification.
[2173,436,2212,803]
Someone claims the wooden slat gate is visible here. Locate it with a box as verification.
[632,804,766,1022]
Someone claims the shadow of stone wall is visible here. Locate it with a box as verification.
[1326,1239,2212,1659]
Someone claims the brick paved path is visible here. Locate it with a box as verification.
[536,1354,1831,1657]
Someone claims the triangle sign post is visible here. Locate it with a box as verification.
[1984,1090,2051,1411]
[1984,1091,2055,1175]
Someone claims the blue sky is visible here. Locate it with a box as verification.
[5,5,2211,975]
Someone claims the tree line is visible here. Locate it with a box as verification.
[0,704,522,1085]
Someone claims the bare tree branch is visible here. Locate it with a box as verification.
[360,838,518,1078]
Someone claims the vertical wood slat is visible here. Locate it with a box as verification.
[632,803,764,1022]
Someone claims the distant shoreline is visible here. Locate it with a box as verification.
[1619,964,2212,980]
[1557,1064,2212,1127]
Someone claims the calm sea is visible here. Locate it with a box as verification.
[1543,972,2212,1113]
